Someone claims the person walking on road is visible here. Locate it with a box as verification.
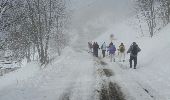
[118,43,126,62]
[88,41,93,53]
[108,43,116,62]
[101,42,107,58]
[127,42,141,69]
[92,42,96,56]
[93,42,100,57]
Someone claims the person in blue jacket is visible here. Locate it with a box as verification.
[108,43,116,62]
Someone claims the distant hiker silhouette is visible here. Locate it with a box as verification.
[88,41,93,53]
[101,42,107,58]
[93,42,100,57]
[92,42,95,56]
[127,42,141,69]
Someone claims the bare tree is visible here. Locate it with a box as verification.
[0,0,70,65]
[158,0,170,25]
[135,0,170,37]
[135,0,156,37]
[25,0,69,64]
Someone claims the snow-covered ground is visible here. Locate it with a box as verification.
[0,47,98,100]
[95,20,170,100]
[0,0,170,100]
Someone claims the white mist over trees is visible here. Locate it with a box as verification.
[0,0,69,65]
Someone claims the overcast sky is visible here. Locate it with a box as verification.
[70,0,134,29]
[68,0,135,44]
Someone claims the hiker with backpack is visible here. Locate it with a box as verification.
[101,42,107,58]
[108,43,116,62]
[118,43,126,62]
[127,42,141,69]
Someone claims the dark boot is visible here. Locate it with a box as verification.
[102,50,105,58]
[134,56,137,69]
[129,56,133,68]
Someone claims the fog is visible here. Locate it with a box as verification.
[69,0,134,48]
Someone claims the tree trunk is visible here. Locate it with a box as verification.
[150,0,154,37]
[137,14,144,36]
[26,45,31,62]
[45,37,49,62]
[168,1,170,23]
[33,44,35,60]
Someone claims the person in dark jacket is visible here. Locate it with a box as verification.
[93,42,96,56]
[93,42,100,57]
[127,42,141,69]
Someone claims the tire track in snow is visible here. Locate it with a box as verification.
[136,81,166,100]
[94,57,125,100]
[58,50,96,100]
[59,85,74,100]
[115,61,166,100]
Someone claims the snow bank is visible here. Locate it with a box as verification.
[136,24,170,99]
[0,62,40,89]
[138,24,170,67]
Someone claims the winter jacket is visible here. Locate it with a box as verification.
[93,43,99,51]
[108,45,116,54]
[101,43,107,50]
[127,44,141,57]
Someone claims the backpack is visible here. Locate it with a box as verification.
[131,45,138,55]
[119,45,125,53]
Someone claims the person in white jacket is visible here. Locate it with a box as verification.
[101,42,107,58]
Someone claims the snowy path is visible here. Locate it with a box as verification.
[0,47,163,100]
[94,57,125,100]
[0,39,167,100]
[0,45,126,100]
[0,48,165,100]
[0,44,125,100]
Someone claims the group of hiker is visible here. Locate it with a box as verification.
[88,41,141,69]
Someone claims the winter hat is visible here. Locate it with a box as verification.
[133,42,136,45]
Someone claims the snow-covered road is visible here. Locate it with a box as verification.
[0,48,167,100]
